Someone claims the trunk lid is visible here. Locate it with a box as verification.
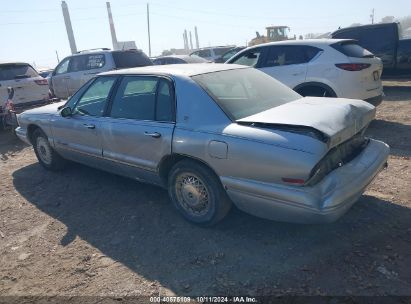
[237,97,375,148]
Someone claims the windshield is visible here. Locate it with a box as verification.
[192,68,301,120]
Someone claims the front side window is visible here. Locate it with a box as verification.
[55,58,70,75]
[198,49,212,58]
[230,49,262,67]
[192,68,301,120]
[73,76,116,117]
[109,76,174,122]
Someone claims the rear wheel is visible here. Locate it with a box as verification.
[168,160,232,226]
[32,128,66,170]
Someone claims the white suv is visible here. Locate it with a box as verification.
[0,62,49,106]
[226,39,383,106]
[50,48,152,99]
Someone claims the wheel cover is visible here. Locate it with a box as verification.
[175,173,210,217]
[36,137,52,165]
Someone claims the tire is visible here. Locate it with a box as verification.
[168,160,232,226]
[32,128,66,170]
[297,86,335,97]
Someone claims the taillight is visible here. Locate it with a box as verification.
[34,79,48,85]
[282,177,305,185]
[335,63,371,71]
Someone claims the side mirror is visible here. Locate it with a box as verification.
[61,107,72,118]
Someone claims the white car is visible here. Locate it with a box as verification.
[226,39,384,106]
[190,46,235,62]
[0,62,49,106]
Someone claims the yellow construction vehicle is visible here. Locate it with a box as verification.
[249,25,296,46]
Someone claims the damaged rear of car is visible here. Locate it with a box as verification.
[192,67,389,223]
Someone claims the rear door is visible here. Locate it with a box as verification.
[100,76,175,183]
[258,45,308,87]
[68,53,107,95]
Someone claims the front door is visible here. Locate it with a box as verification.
[100,76,175,184]
[51,57,71,99]
[51,76,117,166]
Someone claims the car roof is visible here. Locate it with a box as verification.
[0,61,32,66]
[246,39,354,49]
[155,55,207,62]
[100,63,248,77]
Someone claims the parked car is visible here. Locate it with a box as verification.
[38,69,54,79]
[332,22,411,76]
[16,64,389,225]
[226,39,384,106]
[0,62,49,107]
[190,46,235,62]
[152,55,208,65]
[50,48,152,99]
[214,46,246,63]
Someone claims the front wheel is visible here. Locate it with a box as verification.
[32,128,66,170]
[168,160,232,226]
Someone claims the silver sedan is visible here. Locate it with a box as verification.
[15,64,390,225]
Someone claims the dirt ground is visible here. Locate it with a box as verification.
[0,81,410,300]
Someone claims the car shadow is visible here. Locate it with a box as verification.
[383,84,411,101]
[367,119,411,157]
[0,130,28,161]
[12,162,411,295]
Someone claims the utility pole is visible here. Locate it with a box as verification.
[106,2,118,50]
[194,26,199,49]
[147,3,151,57]
[370,8,375,24]
[55,50,60,63]
[61,1,77,54]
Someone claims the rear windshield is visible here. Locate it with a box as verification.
[0,64,39,81]
[331,41,374,58]
[192,68,301,120]
[112,51,153,68]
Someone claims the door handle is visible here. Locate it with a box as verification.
[85,72,98,75]
[83,124,95,129]
[144,131,161,138]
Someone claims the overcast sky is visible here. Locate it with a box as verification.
[0,0,409,68]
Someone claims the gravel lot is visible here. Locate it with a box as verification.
[0,81,410,299]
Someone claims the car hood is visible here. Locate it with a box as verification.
[237,97,376,148]
[21,101,66,115]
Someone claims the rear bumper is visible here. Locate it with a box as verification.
[364,94,383,107]
[221,139,390,224]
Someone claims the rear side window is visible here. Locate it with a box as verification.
[112,51,153,68]
[0,64,39,81]
[109,76,174,122]
[86,54,106,69]
[331,42,374,58]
